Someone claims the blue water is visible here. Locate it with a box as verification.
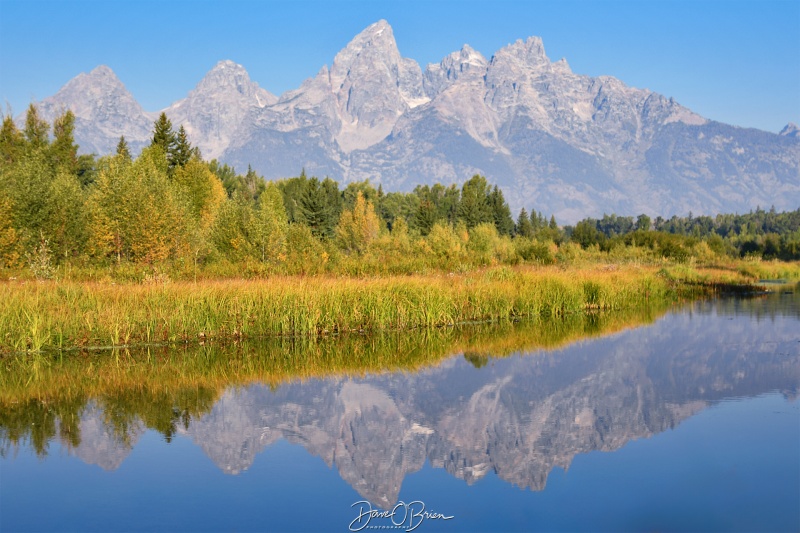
[2,290,799,532]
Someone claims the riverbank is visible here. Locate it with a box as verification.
[2,262,793,355]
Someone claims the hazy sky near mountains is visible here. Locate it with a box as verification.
[1,0,797,133]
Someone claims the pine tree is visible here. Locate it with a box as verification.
[150,112,176,166]
[298,177,335,238]
[116,136,131,160]
[488,185,514,236]
[457,175,492,229]
[516,208,534,238]
[414,199,437,236]
[172,125,192,169]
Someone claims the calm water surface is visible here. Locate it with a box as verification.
[1,288,799,532]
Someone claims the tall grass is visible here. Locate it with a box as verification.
[0,263,770,355]
[0,304,669,456]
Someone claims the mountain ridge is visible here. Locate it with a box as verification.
[22,20,800,223]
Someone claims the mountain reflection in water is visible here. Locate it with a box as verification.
[1,289,798,513]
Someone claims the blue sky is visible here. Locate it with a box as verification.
[1,0,798,133]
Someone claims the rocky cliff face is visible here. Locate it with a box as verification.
[163,60,277,160]
[29,21,799,222]
[34,65,154,155]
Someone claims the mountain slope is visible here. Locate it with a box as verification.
[33,65,153,155]
[28,21,800,222]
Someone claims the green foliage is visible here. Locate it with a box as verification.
[0,115,25,165]
[458,175,493,229]
[172,126,193,169]
[250,183,288,263]
[51,110,79,173]
[335,191,380,255]
[467,223,500,265]
[488,185,514,236]
[150,113,176,156]
[296,176,341,238]
[87,148,191,263]
[116,136,131,160]
[516,208,534,238]
[210,193,256,262]
[285,223,328,274]
[23,104,49,151]
[1,108,798,280]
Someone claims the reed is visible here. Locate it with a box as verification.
[0,305,670,455]
[0,263,776,354]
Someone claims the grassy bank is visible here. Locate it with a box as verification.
[0,306,666,454]
[1,262,790,355]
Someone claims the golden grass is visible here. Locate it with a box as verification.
[0,263,775,355]
[0,304,672,455]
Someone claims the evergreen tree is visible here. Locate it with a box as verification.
[298,177,338,238]
[414,198,437,236]
[116,136,131,160]
[150,112,176,168]
[151,112,176,150]
[457,175,493,229]
[488,185,514,236]
[516,208,534,238]
[172,125,193,169]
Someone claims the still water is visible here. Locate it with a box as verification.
[1,288,798,532]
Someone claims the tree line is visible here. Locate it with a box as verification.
[1,105,797,279]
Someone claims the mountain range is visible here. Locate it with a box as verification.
[30,20,799,223]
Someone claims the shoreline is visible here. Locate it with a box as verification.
[1,263,791,355]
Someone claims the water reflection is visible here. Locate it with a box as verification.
[1,289,798,510]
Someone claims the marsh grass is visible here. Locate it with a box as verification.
[0,264,766,355]
[0,304,669,456]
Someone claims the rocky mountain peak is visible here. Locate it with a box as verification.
[193,60,275,103]
[41,65,136,115]
[84,65,121,84]
[492,36,549,68]
[779,122,799,137]
[424,44,488,97]
[29,65,153,155]
[164,61,277,159]
[326,19,427,152]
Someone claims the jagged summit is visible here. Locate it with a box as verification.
[323,19,427,151]
[28,64,153,155]
[27,21,800,222]
[424,44,488,97]
[493,36,549,67]
[779,122,799,137]
[164,60,277,159]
